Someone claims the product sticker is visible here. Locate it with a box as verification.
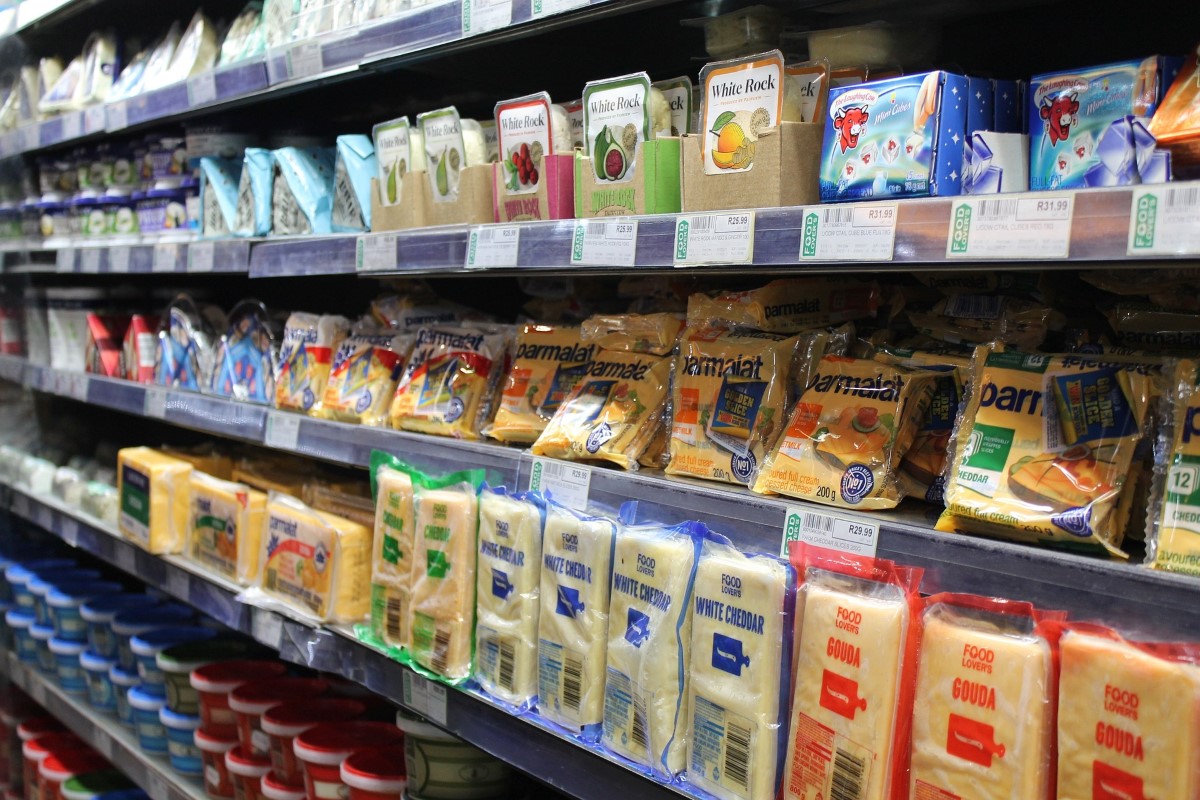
[418,107,467,204]
[583,73,652,185]
[798,204,896,261]
[699,51,785,175]
[1127,184,1200,256]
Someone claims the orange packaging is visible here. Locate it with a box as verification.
[1149,44,1200,167]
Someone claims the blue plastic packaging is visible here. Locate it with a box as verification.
[7,558,78,611]
[49,636,88,694]
[31,621,57,674]
[210,300,275,404]
[47,581,124,642]
[29,569,102,624]
[234,148,274,237]
[110,663,140,726]
[111,603,195,671]
[198,157,241,237]
[271,146,336,235]
[128,685,168,753]
[7,607,37,663]
[332,135,377,233]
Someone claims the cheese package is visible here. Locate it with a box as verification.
[257,494,371,623]
[602,515,707,779]
[271,147,335,235]
[302,482,374,528]
[1056,624,1200,800]
[578,312,682,356]
[689,540,795,800]
[185,472,266,585]
[938,348,1153,557]
[474,487,545,708]
[905,296,1064,351]
[390,325,509,440]
[121,314,158,384]
[117,447,193,555]
[487,324,596,444]
[156,295,221,392]
[753,356,936,509]
[537,502,616,739]
[232,459,308,499]
[369,455,417,650]
[782,544,922,800]
[160,443,233,481]
[211,300,276,405]
[687,278,881,334]
[275,313,351,413]
[1147,359,1200,576]
[667,326,801,486]
[698,51,785,175]
[318,328,412,426]
[910,594,1060,800]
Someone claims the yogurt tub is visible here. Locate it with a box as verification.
[109,665,139,727]
[261,700,366,784]
[159,707,202,778]
[293,723,406,800]
[339,748,406,800]
[38,751,110,800]
[103,189,138,237]
[22,734,85,800]
[7,561,77,610]
[127,686,167,754]
[0,599,12,651]
[73,194,106,239]
[394,712,511,800]
[29,571,103,625]
[157,639,266,716]
[29,624,56,675]
[47,582,123,642]
[182,177,200,232]
[36,196,69,240]
[229,679,329,757]
[48,637,88,694]
[136,182,188,236]
[80,595,153,659]
[79,650,116,712]
[15,719,66,743]
[260,772,305,800]
[58,770,135,800]
[7,609,37,663]
[145,138,186,181]
[130,627,218,695]
[194,728,238,799]
[110,604,194,671]
[191,661,288,734]
[224,747,270,800]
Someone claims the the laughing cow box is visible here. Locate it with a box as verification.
[820,70,969,201]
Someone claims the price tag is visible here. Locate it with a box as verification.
[62,372,88,402]
[252,609,283,648]
[527,457,590,512]
[465,226,520,269]
[187,72,218,107]
[287,42,324,80]
[143,387,168,419]
[61,113,82,141]
[402,671,448,725]
[462,0,512,35]
[55,248,75,272]
[781,506,879,557]
[11,493,28,518]
[109,246,131,273]
[28,678,45,705]
[60,517,78,547]
[265,411,301,450]
[570,218,638,267]
[356,233,398,272]
[946,195,1073,260]
[92,730,113,760]
[146,773,168,800]
[799,204,897,261]
[79,248,101,273]
[107,101,128,131]
[188,241,215,272]
[116,546,136,573]
[84,105,106,134]
[152,243,179,273]
[20,125,37,152]
[35,505,52,531]
[166,569,189,600]
[1128,184,1200,256]
[674,212,754,266]
[530,0,588,17]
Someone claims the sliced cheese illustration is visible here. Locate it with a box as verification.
[370,466,415,649]
[117,447,193,554]
[185,472,266,585]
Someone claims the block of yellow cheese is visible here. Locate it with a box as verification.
[185,471,266,585]
[371,465,416,650]
[117,447,193,554]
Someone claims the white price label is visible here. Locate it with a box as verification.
[166,569,189,600]
[1128,184,1200,256]
[946,195,1073,259]
[79,248,101,273]
[465,226,520,269]
[188,241,215,272]
[116,547,136,572]
[781,506,879,557]
[62,372,88,402]
[109,246,131,273]
[402,671,448,725]
[287,42,324,80]
[265,411,301,450]
[35,505,52,531]
[28,679,45,705]
[11,494,28,518]
[462,0,512,35]
[356,234,398,272]
[146,774,168,800]
[20,125,37,151]
[84,105,106,134]
[527,458,590,512]
[674,212,755,266]
[143,387,168,419]
[252,609,282,648]
[107,101,128,131]
[570,219,638,267]
[60,517,79,547]
[55,249,75,272]
[61,113,82,141]
[798,204,897,261]
[92,730,113,759]
[531,0,588,16]
[187,72,218,107]
[153,243,180,273]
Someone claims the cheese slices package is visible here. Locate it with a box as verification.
[370,294,492,333]
[910,594,1061,800]
[687,278,881,334]
[537,502,616,739]
[938,348,1154,557]
[487,323,596,444]
[578,312,683,356]
[905,296,1064,350]
[1055,623,1200,800]
[117,447,193,555]
[390,324,509,440]
[275,313,351,413]
[318,328,412,426]
[474,486,546,708]
[667,326,801,486]
[1147,359,1200,576]
[211,300,277,405]
[185,472,266,585]
[602,514,708,780]
[753,356,936,509]
[156,295,221,392]
[689,540,795,800]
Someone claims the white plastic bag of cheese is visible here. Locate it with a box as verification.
[475,486,545,709]
[688,540,795,800]
[536,501,616,740]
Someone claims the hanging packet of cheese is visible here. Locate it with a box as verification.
[487,323,596,444]
[687,277,881,333]
[1146,359,1200,576]
[537,501,616,740]
[185,471,266,585]
[318,327,412,426]
[474,486,545,709]
[578,312,683,356]
[689,539,795,800]
[1055,623,1200,800]
[909,593,1063,800]
[905,295,1065,350]
[937,347,1153,557]
[753,356,936,509]
[117,447,193,554]
[666,326,801,485]
[211,299,277,405]
[1103,304,1200,351]
[390,324,510,440]
[156,294,221,392]
[275,312,351,413]
[782,543,922,800]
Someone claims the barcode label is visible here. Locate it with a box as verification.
[386,596,403,641]
[974,198,1019,219]
[674,212,754,266]
[356,233,398,272]
[943,294,1004,320]
[528,457,590,511]
[804,512,833,535]
[432,628,451,675]
[724,721,752,793]
[1167,186,1200,207]
[1128,183,1200,256]
[782,506,878,557]
[571,218,637,267]
[586,220,607,234]
[465,225,520,269]
[799,204,896,261]
[630,688,649,752]
[948,194,1073,259]
[824,207,853,224]
[497,637,516,691]
[562,651,583,712]
[830,748,866,800]
[402,671,448,725]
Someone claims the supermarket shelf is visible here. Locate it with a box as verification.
[0,652,207,800]
[51,239,253,274]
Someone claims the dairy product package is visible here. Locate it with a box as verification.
[537,501,616,739]
[910,593,1061,800]
[275,312,351,413]
[698,51,785,175]
[109,47,148,101]
[905,295,1064,351]
[653,77,694,137]
[1150,46,1200,171]
[332,135,376,233]
[474,486,545,708]
[199,157,242,237]
[481,118,500,162]
[370,294,492,332]
[141,23,182,92]
[304,481,373,530]
[185,472,266,585]
[602,513,708,779]
[121,314,158,383]
[117,447,193,555]
[938,347,1153,557]
[162,11,218,86]
[687,277,880,334]
[782,59,830,124]
[1055,623,1200,800]
[159,443,232,482]
[488,323,595,444]
[689,540,795,800]
[234,148,274,237]
[272,147,335,235]
[220,2,265,66]
[494,93,565,197]
[232,458,308,499]
[318,328,412,426]
[41,32,116,113]
[155,295,221,392]
[368,453,416,650]
[582,72,661,186]
[565,99,584,150]
[417,107,471,204]
[390,324,510,440]
[1103,304,1200,351]
[372,117,411,207]
[782,544,922,800]
[1146,359,1200,575]
[578,312,683,356]
[84,313,129,378]
[210,300,276,405]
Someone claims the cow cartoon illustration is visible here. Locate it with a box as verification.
[1040,93,1079,145]
[833,106,869,153]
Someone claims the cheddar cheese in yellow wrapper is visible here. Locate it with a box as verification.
[579,312,682,356]
[488,323,595,444]
[937,348,1152,557]
[906,295,1064,350]
[687,277,881,333]
[185,472,266,585]
[752,356,935,509]
[275,312,350,413]
[319,329,412,426]
[1146,359,1200,576]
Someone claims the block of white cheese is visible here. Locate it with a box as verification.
[408,487,479,681]
[910,601,1054,800]
[537,504,615,738]
[185,471,266,585]
[371,465,416,650]
[474,489,544,707]
[1056,628,1200,800]
[689,546,795,800]
[117,447,193,554]
[602,521,703,778]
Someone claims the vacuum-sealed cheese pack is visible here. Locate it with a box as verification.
[275,312,351,413]
[906,296,1064,350]
[687,278,881,333]
[368,451,419,649]
[185,471,266,585]
[318,328,412,426]
[211,300,277,405]
[666,326,801,486]
[579,312,683,356]
[938,348,1153,557]
[1146,359,1200,576]
[117,447,192,554]
[783,544,922,800]
[689,540,795,800]
[488,323,596,444]
[753,356,936,509]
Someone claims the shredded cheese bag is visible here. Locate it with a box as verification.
[275,312,350,413]
[753,356,935,509]
[938,348,1153,557]
[488,324,596,444]
[185,472,266,585]
[667,326,800,486]
[319,329,412,426]
[579,312,682,356]
[687,277,881,333]
[1147,359,1200,576]
[117,447,193,555]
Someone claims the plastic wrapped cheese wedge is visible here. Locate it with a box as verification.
[488,323,596,444]
[688,540,795,800]
[909,594,1062,800]
[332,134,377,233]
[234,148,273,237]
[602,513,708,779]
[117,448,192,555]
[537,502,616,739]
[185,472,266,585]
[782,544,922,800]
[1056,623,1200,800]
[318,328,412,427]
[275,312,351,413]
[272,147,335,235]
[474,487,545,708]
[156,295,222,392]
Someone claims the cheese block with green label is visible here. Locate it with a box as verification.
[185,471,266,585]
[117,447,193,554]
[371,465,416,650]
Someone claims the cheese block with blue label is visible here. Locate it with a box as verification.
[117,447,193,554]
